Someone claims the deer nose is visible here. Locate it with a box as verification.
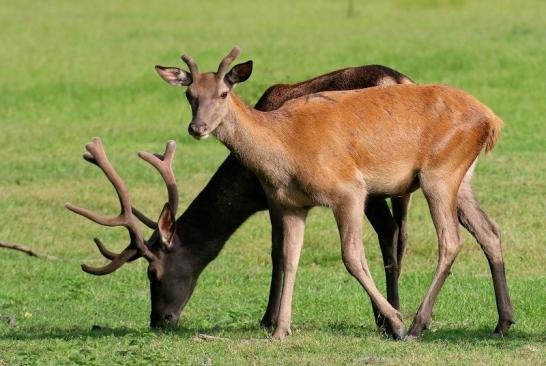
[188,122,209,139]
[150,312,179,328]
[163,313,179,327]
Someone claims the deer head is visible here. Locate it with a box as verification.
[66,138,194,328]
[155,46,253,140]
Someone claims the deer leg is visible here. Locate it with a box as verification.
[261,207,284,328]
[271,207,308,340]
[457,177,515,336]
[334,197,406,340]
[408,180,462,338]
[364,197,400,329]
[392,194,411,276]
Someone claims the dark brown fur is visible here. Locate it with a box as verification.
[255,65,413,110]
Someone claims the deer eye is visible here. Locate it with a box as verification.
[220,91,228,99]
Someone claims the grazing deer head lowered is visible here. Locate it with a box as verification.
[66,138,192,328]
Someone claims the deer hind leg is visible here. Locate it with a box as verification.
[365,197,400,329]
[261,207,284,328]
[409,176,462,338]
[271,206,308,340]
[457,169,515,336]
[335,197,406,340]
[392,194,412,276]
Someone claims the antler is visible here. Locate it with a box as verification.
[138,140,179,216]
[181,54,199,76]
[65,138,156,275]
[217,46,241,79]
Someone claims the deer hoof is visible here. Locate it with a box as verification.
[407,324,424,340]
[491,318,515,338]
[271,326,291,340]
[391,324,406,341]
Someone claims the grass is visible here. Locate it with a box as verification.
[0,0,545,364]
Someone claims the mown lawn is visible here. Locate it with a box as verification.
[0,0,545,364]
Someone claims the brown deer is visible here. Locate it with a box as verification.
[251,64,414,330]
[67,64,416,332]
[155,46,514,340]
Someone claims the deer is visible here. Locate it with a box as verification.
[67,64,417,333]
[250,64,415,330]
[154,46,515,340]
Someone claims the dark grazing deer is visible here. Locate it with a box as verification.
[155,46,515,340]
[67,64,416,332]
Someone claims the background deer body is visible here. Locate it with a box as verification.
[155,47,513,340]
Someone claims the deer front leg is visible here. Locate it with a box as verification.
[261,206,284,328]
[271,206,308,340]
[334,197,406,340]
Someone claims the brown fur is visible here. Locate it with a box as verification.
[147,50,507,334]
[154,47,514,339]
[173,46,508,340]
[485,113,503,154]
[221,85,497,203]
[205,81,501,339]
[255,65,413,110]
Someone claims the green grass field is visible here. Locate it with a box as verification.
[1,0,545,364]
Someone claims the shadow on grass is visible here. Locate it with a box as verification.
[2,322,542,346]
[1,326,153,341]
[420,327,545,345]
[303,321,543,345]
[0,323,262,341]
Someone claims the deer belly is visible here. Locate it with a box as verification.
[259,179,316,208]
[363,166,420,196]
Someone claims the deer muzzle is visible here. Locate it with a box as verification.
[188,122,210,140]
[150,311,180,329]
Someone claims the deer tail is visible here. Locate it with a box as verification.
[485,113,503,155]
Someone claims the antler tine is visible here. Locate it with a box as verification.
[137,140,179,215]
[85,138,133,217]
[65,137,156,271]
[81,143,157,229]
[81,247,139,276]
[66,139,132,226]
[217,46,241,79]
[131,207,158,229]
[93,238,118,260]
[181,54,199,76]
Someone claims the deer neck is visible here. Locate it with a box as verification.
[212,93,289,183]
[176,154,267,262]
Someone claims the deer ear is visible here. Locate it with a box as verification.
[157,202,176,248]
[225,60,253,86]
[155,65,192,86]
